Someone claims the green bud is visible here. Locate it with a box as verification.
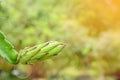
[39,44,65,61]
[25,42,65,64]
[19,42,49,64]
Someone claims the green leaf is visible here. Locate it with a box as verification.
[0,31,18,64]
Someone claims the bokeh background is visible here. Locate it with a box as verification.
[0,0,120,80]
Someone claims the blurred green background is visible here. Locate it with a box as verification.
[0,0,120,80]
